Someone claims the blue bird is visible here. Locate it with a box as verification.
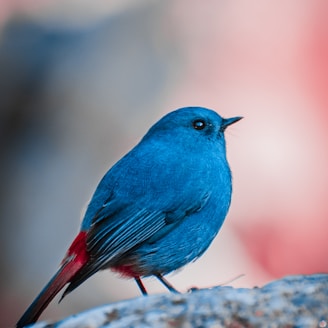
[17,106,242,327]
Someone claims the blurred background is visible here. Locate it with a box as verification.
[1,0,328,326]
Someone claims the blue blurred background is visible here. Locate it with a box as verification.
[1,1,328,326]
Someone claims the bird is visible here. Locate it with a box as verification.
[16,106,242,327]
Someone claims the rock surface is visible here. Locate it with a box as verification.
[28,274,328,328]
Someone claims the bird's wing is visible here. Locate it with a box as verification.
[87,190,210,261]
[87,199,167,259]
[61,192,210,297]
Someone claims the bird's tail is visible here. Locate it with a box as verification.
[16,232,89,328]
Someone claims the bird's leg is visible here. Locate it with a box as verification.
[135,276,148,295]
[155,274,180,293]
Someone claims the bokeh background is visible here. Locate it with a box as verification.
[1,0,328,326]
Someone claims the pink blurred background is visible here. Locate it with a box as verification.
[1,1,327,327]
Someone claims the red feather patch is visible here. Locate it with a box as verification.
[112,264,138,278]
[63,231,89,266]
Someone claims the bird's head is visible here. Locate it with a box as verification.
[142,107,242,153]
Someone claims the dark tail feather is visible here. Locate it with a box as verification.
[16,259,83,328]
[17,232,89,327]
[60,262,99,301]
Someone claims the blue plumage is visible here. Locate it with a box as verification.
[71,106,241,290]
[17,106,242,327]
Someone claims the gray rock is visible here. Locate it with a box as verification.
[27,274,328,328]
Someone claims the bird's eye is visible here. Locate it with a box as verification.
[193,119,206,130]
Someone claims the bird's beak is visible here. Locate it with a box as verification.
[220,116,243,132]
